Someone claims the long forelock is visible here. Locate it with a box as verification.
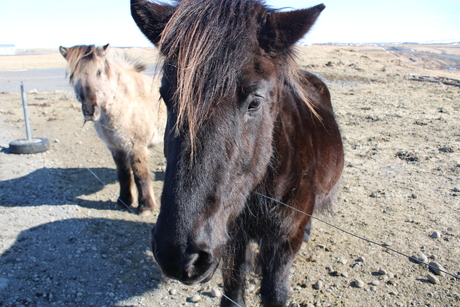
[159,0,269,142]
[64,45,97,84]
[158,0,320,147]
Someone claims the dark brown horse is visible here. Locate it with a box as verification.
[131,0,344,306]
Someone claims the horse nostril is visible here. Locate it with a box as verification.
[195,250,212,268]
[185,250,212,278]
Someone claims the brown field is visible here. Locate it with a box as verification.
[2,44,459,72]
[0,47,161,71]
[396,44,460,57]
[1,44,459,306]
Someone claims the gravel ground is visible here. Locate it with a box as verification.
[0,45,460,306]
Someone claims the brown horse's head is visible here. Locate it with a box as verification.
[132,0,324,284]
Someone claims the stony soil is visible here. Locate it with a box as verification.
[0,45,459,307]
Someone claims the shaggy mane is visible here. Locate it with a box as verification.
[158,0,318,146]
[64,45,146,84]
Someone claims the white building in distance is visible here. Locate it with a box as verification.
[0,44,16,55]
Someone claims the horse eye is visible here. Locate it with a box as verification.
[96,70,102,77]
[248,99,261,111]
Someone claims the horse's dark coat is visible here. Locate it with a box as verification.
[131,0,344,306]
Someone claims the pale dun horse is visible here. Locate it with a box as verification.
[59,44,165,215]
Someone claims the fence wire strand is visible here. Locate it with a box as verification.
[55,125,140,216]
[255,192,460,280]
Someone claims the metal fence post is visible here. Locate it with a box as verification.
[20,81,32,141]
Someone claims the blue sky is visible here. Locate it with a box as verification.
[1,0,459,49]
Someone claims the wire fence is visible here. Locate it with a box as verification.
[60,119,460,281]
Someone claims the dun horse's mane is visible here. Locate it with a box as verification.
[159,0,317,145]
[64,45,146,84]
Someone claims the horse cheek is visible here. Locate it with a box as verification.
[248,114,274,186]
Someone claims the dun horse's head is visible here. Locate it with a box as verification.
[60,44,113,122]
[132,0,324,284]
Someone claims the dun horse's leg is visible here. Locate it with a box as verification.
[258,229,304,307]
[221,235,250,307]
[111,148,134,208]
[131,145,155,215]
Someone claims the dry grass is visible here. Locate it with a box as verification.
[295,44,460,80]
[398,44,460,56]
[0,47,161,71]
[1,44,458,80]
[0,53,67,71]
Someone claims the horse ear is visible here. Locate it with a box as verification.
[259,4,325,53]
[131,0,176,47]
[59,46,68,59]
[95,44,110,57]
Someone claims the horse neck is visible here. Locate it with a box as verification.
[269,81,343,200]
[101,62,149,116]
[101,60,123,107]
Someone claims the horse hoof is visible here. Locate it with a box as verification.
[138,208,154,217]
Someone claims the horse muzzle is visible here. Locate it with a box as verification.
[82,103,101,122]
[151,227,220,285]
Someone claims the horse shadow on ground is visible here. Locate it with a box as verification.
[0,167,156,213]
[0,218,162,306]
